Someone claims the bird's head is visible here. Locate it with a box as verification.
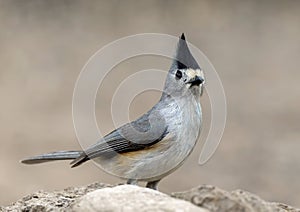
[163,33,205,98]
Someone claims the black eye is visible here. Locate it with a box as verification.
[175,70,182,79]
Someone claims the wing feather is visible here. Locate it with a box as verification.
[71,111,168,167]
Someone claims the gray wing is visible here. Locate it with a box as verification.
[71,111,168,167]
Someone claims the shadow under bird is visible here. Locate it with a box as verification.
[21,33,205,190]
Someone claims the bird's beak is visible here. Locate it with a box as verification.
[185,68,205,87]
[185,69,205,95]
[187,75,205,87]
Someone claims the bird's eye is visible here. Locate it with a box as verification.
[175,70,182,79]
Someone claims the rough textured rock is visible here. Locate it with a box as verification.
[1,183,299,212]
[172,185,300,212]
[71,185,206,212]
[1,183,110,211]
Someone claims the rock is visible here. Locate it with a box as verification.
[1,182,110,211]
[71,185,206,212]
[172,185,300,212]
[2,183,299,212]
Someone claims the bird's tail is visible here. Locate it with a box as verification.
[21,151,83,165]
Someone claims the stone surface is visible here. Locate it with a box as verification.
[172,185,300,212]
[2,183,299,212]
[1,182,110,211]
[71,185,205,212]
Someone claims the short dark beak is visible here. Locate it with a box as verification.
[187,76,204,86]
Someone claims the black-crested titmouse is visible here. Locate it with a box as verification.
[21,33,205,190]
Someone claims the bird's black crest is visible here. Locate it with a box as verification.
[180,33,186,40]
[172,33,200,70]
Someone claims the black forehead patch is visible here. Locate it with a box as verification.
[175,60,188,70]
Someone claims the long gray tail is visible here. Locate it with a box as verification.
[21,151,83,164]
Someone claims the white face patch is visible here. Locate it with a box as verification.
[183,69,205,96]
[185,68,204,82]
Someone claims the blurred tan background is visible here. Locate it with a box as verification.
[1,0,300,207]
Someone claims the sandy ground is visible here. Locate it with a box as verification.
[0,0,300,207]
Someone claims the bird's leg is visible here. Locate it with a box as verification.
[146,180,160,190]
[127,179,138,185]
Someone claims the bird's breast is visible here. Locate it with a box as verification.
[97,97,202,181]
[162,97,202,143]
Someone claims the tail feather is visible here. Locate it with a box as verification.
[70,153,89,168]
[21,151,83,164]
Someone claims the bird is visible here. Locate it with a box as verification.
[21,33,205,190]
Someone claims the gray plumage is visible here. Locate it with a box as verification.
[21,33,205,190]
[22,151,82,164]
